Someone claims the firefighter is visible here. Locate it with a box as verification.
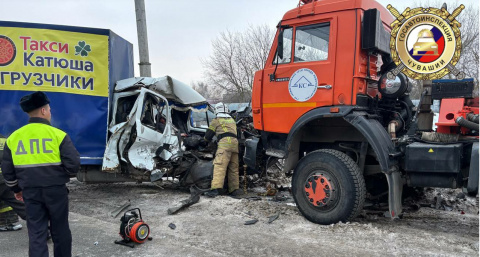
[1,91,80,257]
[203,102,244,197]
[0,134,27,230]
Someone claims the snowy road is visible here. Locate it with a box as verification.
[1,180,478,257]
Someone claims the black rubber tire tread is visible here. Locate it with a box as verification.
[292,149,366,224]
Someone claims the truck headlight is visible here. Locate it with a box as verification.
[378,70,409,99]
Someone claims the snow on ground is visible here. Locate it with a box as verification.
[60,179,478,257]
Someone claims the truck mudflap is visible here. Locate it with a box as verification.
[467,142,479,195]
[386,171,403,218]
[344,111,403,219]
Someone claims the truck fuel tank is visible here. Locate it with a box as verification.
[405,142,462,173]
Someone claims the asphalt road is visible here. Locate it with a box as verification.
[1,212,158,257]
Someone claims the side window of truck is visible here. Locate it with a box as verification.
[273,27,293,64]
[141,93,167,133]
[294,23,330,62]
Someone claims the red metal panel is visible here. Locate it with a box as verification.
[436,98,464,134]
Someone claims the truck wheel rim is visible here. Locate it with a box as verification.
[304,172,336,208]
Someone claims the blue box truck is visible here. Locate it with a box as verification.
[0,21,215,189]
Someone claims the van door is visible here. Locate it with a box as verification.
[103,91,141,172]
[127,88,179,171]
[262,17,337,133]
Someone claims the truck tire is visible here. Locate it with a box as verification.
[292,149,365,224]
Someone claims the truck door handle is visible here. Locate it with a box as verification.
[317,85,332,89]
[253,108,261,114]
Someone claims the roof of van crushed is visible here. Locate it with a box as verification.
[115,76,208,106]
[283,0,394,25]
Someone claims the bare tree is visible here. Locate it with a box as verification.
[191,81,214,100]
[455,3,479,96]
[202,24,275,102]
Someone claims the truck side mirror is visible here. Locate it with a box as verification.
[362,9,390,55]
[277,29,284,60]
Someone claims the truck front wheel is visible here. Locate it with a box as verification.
[292,149,366,224]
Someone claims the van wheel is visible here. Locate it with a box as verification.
[292,149,366,224]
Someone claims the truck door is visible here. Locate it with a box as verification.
[262,18,337,133]
[127,89,179,171]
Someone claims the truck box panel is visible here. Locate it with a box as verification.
[0,21,133,165]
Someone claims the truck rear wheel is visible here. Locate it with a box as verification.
[292,149,365,224]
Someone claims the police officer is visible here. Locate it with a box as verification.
[0,134,27,229]
[1,91,80,257]
[203,103,243,197]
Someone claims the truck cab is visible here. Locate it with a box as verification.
[247,0,479,224]
[252,0,392,133]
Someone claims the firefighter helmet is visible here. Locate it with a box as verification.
[214,102,229,116]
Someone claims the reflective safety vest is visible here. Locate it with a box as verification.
[0,205,13,214]
[2,119,79,190]
[7,123,66,169]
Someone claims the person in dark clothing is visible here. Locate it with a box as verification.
[0,177,27,223]
[1,91,80,257]
[0,134,27,224]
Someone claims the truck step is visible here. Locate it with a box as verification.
[265,149,285,158]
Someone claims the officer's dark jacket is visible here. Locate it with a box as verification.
[0,135,6,184]
[1,118,80,192]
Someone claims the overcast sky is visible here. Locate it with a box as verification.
[0,0,475,85]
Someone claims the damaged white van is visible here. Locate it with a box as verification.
[77,76,215,190]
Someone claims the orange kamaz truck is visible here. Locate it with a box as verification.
[243,0,479,224]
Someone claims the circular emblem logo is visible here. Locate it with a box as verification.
[406,26,445,63]
[288,68,318,102]
[389,6,463,80]
[0,35,16,66]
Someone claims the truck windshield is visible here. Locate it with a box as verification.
[191,109,215,128]
[294,23,330,62]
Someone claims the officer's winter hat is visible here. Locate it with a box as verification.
[19,91,50,113]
